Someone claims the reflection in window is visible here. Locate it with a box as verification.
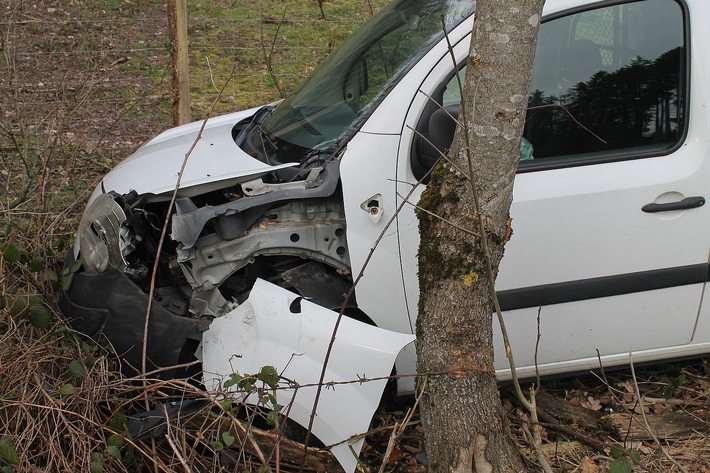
[524,0,685,161]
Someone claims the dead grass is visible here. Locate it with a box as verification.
[0,308,345,472]
[0,313,122,471]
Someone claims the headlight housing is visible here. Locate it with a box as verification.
[78,193,129,273]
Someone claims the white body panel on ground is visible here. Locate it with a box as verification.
[201,279,414,473]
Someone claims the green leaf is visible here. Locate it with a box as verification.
[212,441,224,451]
[28,256,44,272]
[107,435,124,448]
[663,374,686,400]
[106,445,122,462]
[89,452,103,473]
[28,301,50,329]
[7,297,27,319]
[46,269,60,291]
[609,444,625,460]
[68,360,86,379]
[262,394,281,410]
[0,437,19,464]
[266,409,280,427]
[108,412,127,432]
[1,465,15,473]
[628,448,641,463]
[258,366,280,389]
[60,260,82,291]
[61,272,75,291]
[241,378,255,392]
[59,384,76,395]
[70,259,82,272]
[222,431,235,447]
[220,399,234,411]
[0,244,21,264]
[224,373,243,389]
[53,323,68,334]
[609,457,632,473]
[663,386,673,400]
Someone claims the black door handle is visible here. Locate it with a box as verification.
[642,196,705,213]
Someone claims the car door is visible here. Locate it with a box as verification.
[338,0,475,340]
[397,0,709,379]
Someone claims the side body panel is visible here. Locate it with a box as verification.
[389,0,710,385]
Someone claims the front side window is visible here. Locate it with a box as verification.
[413,0,686,176]
[524,0,686,163]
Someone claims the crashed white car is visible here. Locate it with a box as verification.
[60,0,710,470]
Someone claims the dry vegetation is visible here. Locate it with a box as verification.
[1,0,709,472]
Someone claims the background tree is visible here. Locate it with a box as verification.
[416,0,545,471]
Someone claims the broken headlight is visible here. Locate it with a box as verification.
[78,192,132,273]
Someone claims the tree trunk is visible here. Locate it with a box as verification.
[416,0,545,471]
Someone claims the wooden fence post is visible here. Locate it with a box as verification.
[168,0,191,125]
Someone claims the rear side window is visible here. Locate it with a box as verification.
[524,0,686,163]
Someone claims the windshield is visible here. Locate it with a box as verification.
[263,0,476,152]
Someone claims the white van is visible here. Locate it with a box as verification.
[60,0,710,470]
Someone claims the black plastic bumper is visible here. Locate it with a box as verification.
[58,252,205,379]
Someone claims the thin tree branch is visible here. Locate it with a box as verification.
[629,352,689,473]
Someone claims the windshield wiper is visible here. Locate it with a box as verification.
[233,106,273,147]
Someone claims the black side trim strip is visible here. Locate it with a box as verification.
[497,263,709,311]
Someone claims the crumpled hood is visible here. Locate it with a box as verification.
[99,106,296,200]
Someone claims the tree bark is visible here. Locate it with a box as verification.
[416,0,545,471]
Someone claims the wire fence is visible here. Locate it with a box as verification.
[1,0,382,171]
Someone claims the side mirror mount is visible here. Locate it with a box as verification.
[411,104,460,181]
[344,57,369,112]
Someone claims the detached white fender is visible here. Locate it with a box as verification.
[200,278,415,473]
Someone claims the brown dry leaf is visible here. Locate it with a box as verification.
[618,381,636,403]
[579,456,599,473]
[636,443,653,455]
[375,412,393,427]
[386,443,405,465]
[567,389,583,406]
[401,444,421,454]
[580,395,603,411]
[650,402,675,414]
